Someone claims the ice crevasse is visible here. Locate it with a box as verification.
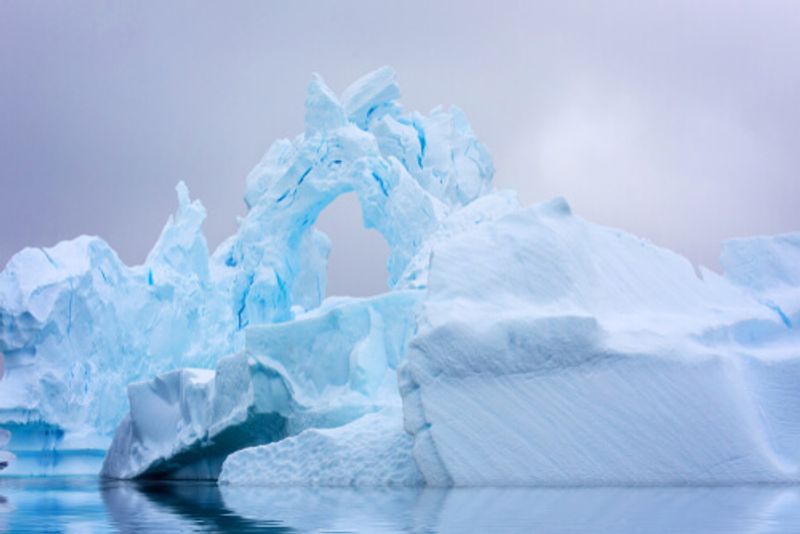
[0,66,799,485]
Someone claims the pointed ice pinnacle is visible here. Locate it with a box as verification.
[304,74,347,135]
[341,66,401,129]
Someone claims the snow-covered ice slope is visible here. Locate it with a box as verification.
[219,408,422,486]
[400,198,800,485]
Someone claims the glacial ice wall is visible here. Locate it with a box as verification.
[0,66,495,475]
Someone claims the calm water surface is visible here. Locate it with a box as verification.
[1,477,800,533]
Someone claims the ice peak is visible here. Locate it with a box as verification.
[304,74,347,135]
[146,180,209,280]
[341,66,401,129]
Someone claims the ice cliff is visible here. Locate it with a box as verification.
[400,199,800,485]
[1,67,798,485]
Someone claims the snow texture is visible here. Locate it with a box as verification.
[219,408,422,486]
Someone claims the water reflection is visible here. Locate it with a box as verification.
[102,479,294,533]
[221,485,440,533]
[219,484,800,534]
[1,477,800,533]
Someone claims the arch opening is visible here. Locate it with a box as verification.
[314,192,391,298]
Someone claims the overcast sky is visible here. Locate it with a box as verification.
[1,1,798,296]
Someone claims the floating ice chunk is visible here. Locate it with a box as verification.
[101,358,288,480]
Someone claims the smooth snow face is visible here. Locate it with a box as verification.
[0,66,493,473]
[219,408,422,487]
[400,199,800,485]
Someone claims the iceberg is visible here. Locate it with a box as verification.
[400,199,800,485]
[1,65,799,485]
[0,66,493,475]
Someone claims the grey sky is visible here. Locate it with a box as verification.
[1,1,798,297]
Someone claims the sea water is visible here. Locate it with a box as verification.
[2,477,800,533]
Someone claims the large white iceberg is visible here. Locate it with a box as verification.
[1,66,799,485]
[400,198,800,485]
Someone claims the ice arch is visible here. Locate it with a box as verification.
[211,67,493,325]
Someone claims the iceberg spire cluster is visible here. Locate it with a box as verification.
[0,66,502,476]
[1,66,799,485]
